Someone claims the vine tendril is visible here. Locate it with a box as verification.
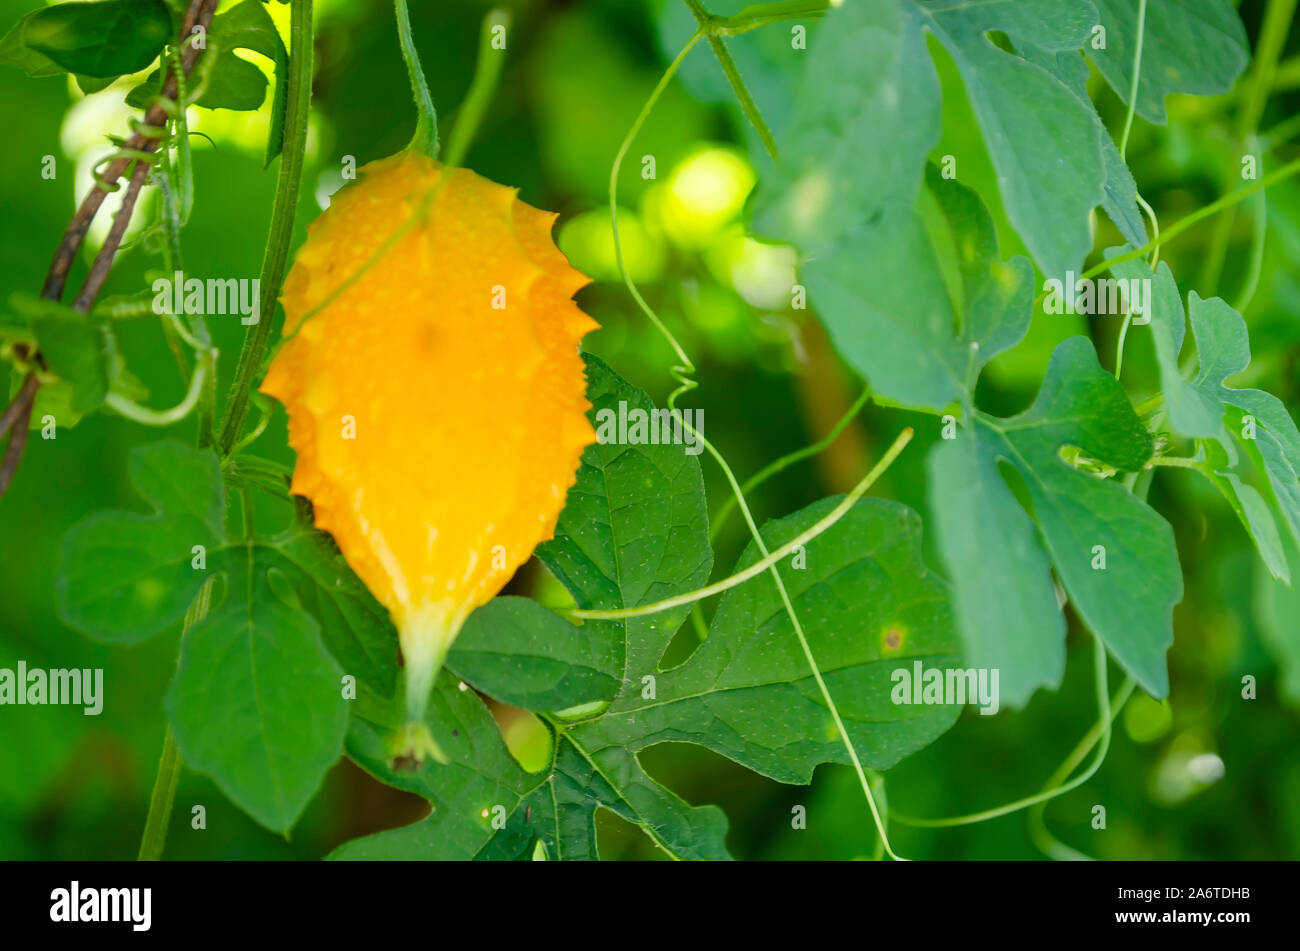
[606,14,909,860]
[890,635,1119,828]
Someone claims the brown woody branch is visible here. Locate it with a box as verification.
[72,159,154,312]
[0,373,38,496]
[43,0,220,305]
[1,0,219,501]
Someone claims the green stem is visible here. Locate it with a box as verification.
[153,167,194,384]
[692,419,909,860]
[712,0,830,35]
[1033,155,1300,311]
[608,22,905,858]
[138,577,213,860]
[1147,454,1202,469]
[105,350,209,426]
[1028,677,1137,860]
[1235,171,1267,313]
[216,0,314,456]
[156,149,215,443]
[1136,193,1161,268]
[610,29,703,378]
[1112,0,1148,382]
[395,0,437,157]
[1197,0,1295,294]
[443,8,511,168]
[686,0,779,160]
[891,634,1116,828]
[710,388,870,543]
[137,729,182,861]
[1114,315,1132,381]
[1117,0,1147,160]
[138,0,312,865]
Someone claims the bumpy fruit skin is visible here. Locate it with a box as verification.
[261,152,596,757]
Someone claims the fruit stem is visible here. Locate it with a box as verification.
[394,0,438,158]
[390,608,458,765]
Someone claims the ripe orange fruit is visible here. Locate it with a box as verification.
[261,152,597,761]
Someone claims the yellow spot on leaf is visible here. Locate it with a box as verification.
[882,624,906,652]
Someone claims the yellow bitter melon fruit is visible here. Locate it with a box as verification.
[261,152,597,761]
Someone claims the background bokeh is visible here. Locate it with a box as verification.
[1,0,1298,859]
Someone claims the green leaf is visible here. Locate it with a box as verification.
[537,354,712,690]
[74,72,115,94]
[536,740,731,860]
[741,1,1155,286]
[754,0,937,258]
[1019,46,1147,249]
[1186,292,1300,560]
[1201,438,1289,583]
[913,0,1107,277]
[747,0,1180,496]
[124,0,288,164]
[192,51,268,111]
[10,293,114,418]
[1089,0,1248,124]
[929,428,1066,707]
[766,163,1033,412]
[58,441,398,831]
[29,317,111,417]
[211,0,287,65]
[1108,254,1222,437]
[58,442,222,643]
[329,676,542,860]
[210,0,288,162]
[165,553,346,833]
[260,523,398,700]
[1105,257,1299,581]
[931,338,1182,702]
[573,497,964,781]
[448,596,621,713]
[22,0,171,79]
[0,11,66,77]
[335,360,963,859]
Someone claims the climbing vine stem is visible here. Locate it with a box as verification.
[890,634,1117,828]
[1028,677,1137,860]
[606,16,908,859]
[684,0,779,159]
[443,9,511,168]
[217,0,314,456]
[394,0,437,157]
[139,0,313,860]
[1116,0,1146,160]
[1033,154,1300,314]
[139,579,213,860]
[1113,0,1149,382]
[1198,0,1295,295]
